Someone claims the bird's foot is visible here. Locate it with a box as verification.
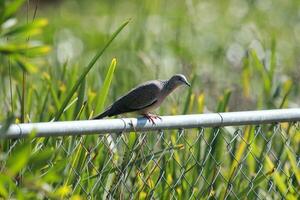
[143,114,162,125]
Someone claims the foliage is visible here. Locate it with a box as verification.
[0,0,299,199]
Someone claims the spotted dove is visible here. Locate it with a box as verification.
[93,74,190,123]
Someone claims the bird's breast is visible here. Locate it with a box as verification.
[138,95,166,114]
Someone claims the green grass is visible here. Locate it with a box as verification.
[0,0,299,199]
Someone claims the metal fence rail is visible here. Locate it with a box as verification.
[0,109,300,199]
[1,108,300,138]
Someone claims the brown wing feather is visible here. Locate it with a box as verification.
[108,81,162,116]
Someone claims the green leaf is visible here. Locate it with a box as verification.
[228,126,251,177]
[39,88,50,121]
[241,57,250,98]
[197,93,205,113]
[0,114,14,136]
[12,54,38,73]
[54,20,130,121]
[203,90,232,192]
[48,81,61,112]
[85,144,184,180]
[73,78,86,120]
[64,137,88,186]
[217,89,231,112]
[28,148,54,172]
[285,146,300,185]
[1,18,48,37]
[43,159,68,183]
[279,79,293,108]
[128,131,138,150]
[20,45,51,57]
[6,140,31,176]
[2,0,26,20]
[269,38,276,83]
[0,1,4,20]
[250,50,265,75]
[0,44,27,54]
[250,50,271,95]
[0,174,16,198]
[95,58,117,112]
[0,44,50,56]
[0,175,8,198]
[265,155,288,195]
[237,168,274,198]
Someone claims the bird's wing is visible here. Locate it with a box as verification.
[110,81,162,114]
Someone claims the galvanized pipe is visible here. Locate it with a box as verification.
[1,108,300,139]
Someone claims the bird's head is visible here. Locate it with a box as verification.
[165,74,191,91]
[169,74,191,87]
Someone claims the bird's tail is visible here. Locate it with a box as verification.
[92,109,112,120]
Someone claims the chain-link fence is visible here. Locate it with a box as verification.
[1,110,300,199]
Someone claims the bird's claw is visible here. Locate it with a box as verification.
[143,114,162,125]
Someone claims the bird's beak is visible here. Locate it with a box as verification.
[185,81,191,87]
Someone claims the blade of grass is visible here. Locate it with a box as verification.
[21,71,26,122]
[242,56,251,98]
[75,101,87,120]
[2,0,26,20]
[26,87,33,114]
[84,144,184,181]
[237,168,274,198]
[197,93,205,113]
[250,50,272,105]
[279,79,293,108]
[0,114,14,136]
[285,146,300,185]
[2,18,48,37]
[39,88,50,121]
[6,138,31,176]
[95,58,117,113]
[269,38,276,83]
[60,60,68,82]
[265,155,288,195]
[64,137,88,187]
[54,20,130,121]
[228,126,253,177]
[94,58,118,196]
[246,127,257,174]
[202,90,231,193]
[73,78,86,119]
[12,54,37,73]
[8,57,14,113]
[48,81,61,112]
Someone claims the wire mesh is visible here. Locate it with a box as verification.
[1,122,300,199]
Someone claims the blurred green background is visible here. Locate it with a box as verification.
[1,0,300,122]
[1,0,300,199]
[39,0,300,110]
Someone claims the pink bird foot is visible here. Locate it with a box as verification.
[143,114,162,125]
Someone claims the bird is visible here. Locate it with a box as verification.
[92,74,191,124]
